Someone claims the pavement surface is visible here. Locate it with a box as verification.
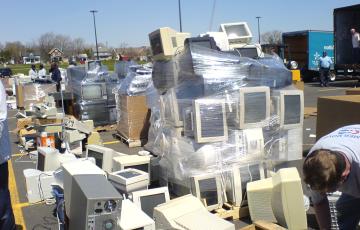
[7,79,360,230]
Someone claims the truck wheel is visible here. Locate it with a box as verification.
[329,71,336,81]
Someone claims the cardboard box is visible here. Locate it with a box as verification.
[17,117,33,130]
[116,95,151,141]
[345,88,360,95]
[317,95,360,140]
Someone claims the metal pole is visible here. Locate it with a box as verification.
[90,10,99,60]
[256,16,261,44]
[178,0,182,32]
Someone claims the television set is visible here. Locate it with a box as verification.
[184,36,219,50]
[119,199,155,230]
[112,155,151,175]
[219,22,253,45]
[108,168,149,193]
[235,86,270,129]
[131,187,170,218]
[246,167,307,229]
[37,147,61,171]
[86,144,125,173]
[148,27,191,60]
[81,83,106,100]
[190,173,223,211]
[62,159,107,218]
[225,163,265,207]
[273,89,304,129]
[154,194,235,230]
[193,98,228,143]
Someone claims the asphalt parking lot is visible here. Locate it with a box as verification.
[8,79,360,230]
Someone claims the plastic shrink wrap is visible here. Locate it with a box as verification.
[144,44,303,201]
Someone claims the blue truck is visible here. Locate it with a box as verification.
[282,30,334,82]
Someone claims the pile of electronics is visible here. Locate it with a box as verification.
[66,61,120,126]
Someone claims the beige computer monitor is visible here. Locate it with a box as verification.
[246,167,307,229]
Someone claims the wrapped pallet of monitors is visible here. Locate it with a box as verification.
[67,63,120,126]
[144,41,304,205]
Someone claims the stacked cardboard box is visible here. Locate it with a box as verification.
[316,95,360,140]
[116,95,151,142]
[345,88,360,95]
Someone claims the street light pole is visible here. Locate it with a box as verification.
[90,10,99,60]
[178,0,182,32]
[256,16,261,44]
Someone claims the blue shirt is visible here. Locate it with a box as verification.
[305,125,360,204]
[319,56,333,69]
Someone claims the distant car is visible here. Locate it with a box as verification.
[0,68,12,77]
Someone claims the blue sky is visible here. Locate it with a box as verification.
[1,0,359,47]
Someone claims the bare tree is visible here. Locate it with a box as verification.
[4,41,26,62]
[38,32,56,61]
[72,38,86,56]
[261,30,283,45]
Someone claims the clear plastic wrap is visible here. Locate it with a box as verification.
[15,81,56,109]
[114,60,137,78]
[116,65,152,96]
[145,44,304,199]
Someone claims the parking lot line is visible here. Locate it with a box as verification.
[8,160,26,229]
[103,140,120,145]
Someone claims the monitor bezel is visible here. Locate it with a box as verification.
[190,173,223,211]
[193,99,228,143]
[219,22,253,44]
[86,145,124,173]
[238,86,270,129]
[112,155,151,175]
[81,83,104,100]
[131,186,170,216]
[108,168,149,186]
[278,90,304,129]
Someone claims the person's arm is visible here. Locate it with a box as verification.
[313,197,331,230]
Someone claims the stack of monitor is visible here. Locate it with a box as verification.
[86,145,126,173]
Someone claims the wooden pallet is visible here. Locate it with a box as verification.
[240,221,286,230]
[94,124,117,132]
[212,203,249,220]
[113,132,144,148]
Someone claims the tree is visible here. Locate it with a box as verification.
[261,30,283,45]
[71,38,86,56]
[38,32,56,61]
[4,41,26,63]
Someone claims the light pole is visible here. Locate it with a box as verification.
[256,16,261,44]
[178,0,182,32]
[90,10,99,60]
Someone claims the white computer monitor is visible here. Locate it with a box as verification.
[246,167,307,229]
[154,194,235,230]
[236,86,270,129]
[37,147,61,171]
[148,27,191,60]
[81,83,105,100]
[219,22,253,45]
[62,159,107,218]
[225,163,265,207]
[193,98,228,143]
[190,173,223,211]
[273,89,304,129]
[119,199,155,230]
[108,168,149,193]
[131,186,170,218]
[86,145,125,173]
[183,106,194,137]
[112,155,151,175]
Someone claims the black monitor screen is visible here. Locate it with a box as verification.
[37,153,45,171]
[244,92,267,124]
[124,163,149,173]
[284,95,301,125]
[139,193,166,217]
[150,33,163,56]
[87,150,103,168]
[117,170,142,179]
[199,103,225,138]
[199,178,218,206]
[236,48,258,59]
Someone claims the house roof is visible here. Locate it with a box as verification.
[48,48,64,55]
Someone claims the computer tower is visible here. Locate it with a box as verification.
[69,174,122,230]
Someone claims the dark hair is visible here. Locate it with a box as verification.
[303,149,346,192]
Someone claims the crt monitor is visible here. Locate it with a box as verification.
[131,186,170,218]
[119,199,155,230]
[112,155,151,175]
[37,147,61,171]
[81,83,103,100]
[190,173,223,211]
[236,86,270,129]
[193,98,228,143]
[273,89,304,129]
[219,22,253,44]
[184,36,219,50]
[246,167,307,229]
[234,47,259,58]
[86,144,125,173]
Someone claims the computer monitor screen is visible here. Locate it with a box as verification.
[150,32,163,56]
[220,22,252,44]
[194,99,228,143]
[140,193,167,217]
[244,92,267,123]
[37,153,45,171]
[246,167,307,229]
[87,150,103,168]
[82,84,102,100]
[185,37,218,50]
[235,48,258,58]
[124,163,149,173]
[284,95,301,125]
[117,170,142,179]
[199,178,218,206]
